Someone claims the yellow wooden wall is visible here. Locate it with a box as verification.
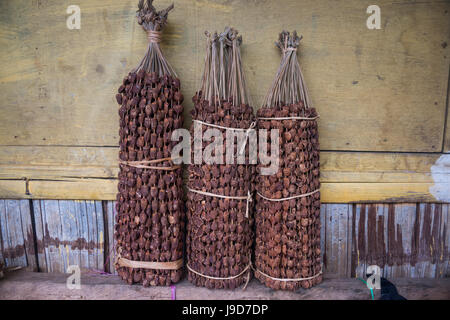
[0,0,449,202]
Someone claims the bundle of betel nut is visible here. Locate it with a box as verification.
[186,28,256,289]
[114,0,185,286]
[254,31,322,290]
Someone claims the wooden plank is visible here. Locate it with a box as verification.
[105,201,117,275]
[352,203,449,278]
[76,200,89,271]
[33,200,105,273]
[0,199,444,278]
[321,182,449,203]
[0,146,118,180]
[1,146,448,202]
[444,65,450,153]
[0,200,37,270]
[0,179,117,200]
[322,204,351,278]
[32,200,48,272]
[1,147,446,183]
[1,179,448,203]
[0,0,448,152]
[439,204,449,277]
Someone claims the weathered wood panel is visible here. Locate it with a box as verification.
[32,200,104,273]
[0,179,117,201]
[0,200,37,270]
[444,66,450,153]
[321,204,352,278]
[0,147,444,182]
[1,147,449,202]
[0,0,448,151]
[351,203,450,279]
[0,0,449,201]
[1,180,447,203]
[1,200,448,277]
[105,201,117,275]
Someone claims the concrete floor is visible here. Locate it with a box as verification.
[0,270,449,300]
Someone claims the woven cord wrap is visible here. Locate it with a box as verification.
[252,264,323,282]
[283,47,297,53]
[147,30,161,43]
[187,260,252,290]
[256,188,320,202]
[119,157,181,171]
[186,263,251,280]
[115,247,183,270]
[188,188,252,218]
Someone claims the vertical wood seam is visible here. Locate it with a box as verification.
[28,199,39,271]
[102,200,110,273]
[441,65,450,152]
[0,201,4,265]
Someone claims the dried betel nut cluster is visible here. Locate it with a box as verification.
[254,31,322,291]
[114,0,185,287]
[186,28,256,289]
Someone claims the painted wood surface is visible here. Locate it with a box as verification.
[1,148,449,202]
[1,200,448,278]
[32,200,104,273]
[1,179,448,203]
[0,0,449,202]
[0,200,37,271]
[0,0,448,151]
[0,147,444,182]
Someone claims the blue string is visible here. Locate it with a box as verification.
[358,277,375,300]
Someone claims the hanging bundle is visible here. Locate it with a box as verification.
[186,27,256,289]
[254,31,322,290]
[114,0,185,286]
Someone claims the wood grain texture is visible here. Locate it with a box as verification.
[0,0,448,151]
[1,147,448,202]
[0,179,446,203]
[32,200,104,273]
[0,147,443,182]
[351,203,450,279]
[0,0,449,201]
[1,179,447,203]
[444,65,450,153]
[105,201,117,275]
[0,200,37,270]
[320,204,352,278]
[1,200,448,278]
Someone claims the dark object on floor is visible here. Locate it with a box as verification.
[380,277,407,300]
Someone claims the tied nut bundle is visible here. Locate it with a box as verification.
[114,0,185,286]
[186,28,256,289]
[254,31,322,290]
